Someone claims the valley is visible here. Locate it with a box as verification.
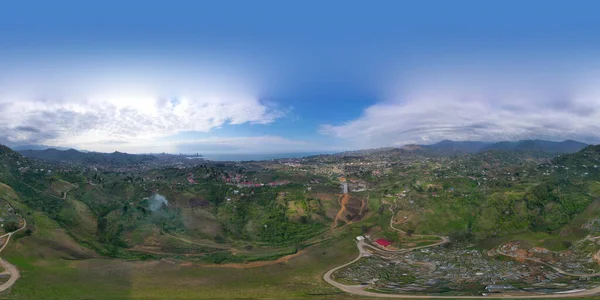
[0,141,600,298]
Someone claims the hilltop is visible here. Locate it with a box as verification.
[0,143,337,262]
[399,139,588,155]
[18,148,158,166]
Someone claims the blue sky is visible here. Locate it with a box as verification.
[1,1,600,153]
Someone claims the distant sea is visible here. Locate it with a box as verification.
[199,152,334,162]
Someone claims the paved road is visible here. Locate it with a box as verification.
[323,203,600,298]
[323,239,600,298]
[358,203,450,255]
[494,250,600,278]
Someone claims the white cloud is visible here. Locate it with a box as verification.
[0,61,284,150]
[321,72,600,148]
[0,95,281,147]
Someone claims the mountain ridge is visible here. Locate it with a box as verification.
[18,148,157,165]
[400,139,589,154]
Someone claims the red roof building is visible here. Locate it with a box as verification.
[375,239,392,247]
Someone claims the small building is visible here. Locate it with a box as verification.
[356,236,365,241]
[375,239,392,247]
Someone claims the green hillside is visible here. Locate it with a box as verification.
[1,144,336,263]
[2,142,600,298]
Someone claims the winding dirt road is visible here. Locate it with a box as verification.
[324,239,600,298]
[0,217,26,293]
[62,185,77,200]
[494,250,600,278]
[385,203,450,252]
[331,194,350,230]
[0,183,75,293]
[323,203,600,298]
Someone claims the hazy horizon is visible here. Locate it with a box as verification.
[2,1,600,154]
[10,138,592,157]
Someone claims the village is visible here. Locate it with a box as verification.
[6,142,600,298]
[333,240,600,296]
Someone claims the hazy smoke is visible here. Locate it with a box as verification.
[149,194,168,211]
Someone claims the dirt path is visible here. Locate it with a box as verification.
[202,249,308,269]
[127,245,224,257]
[0,183,74,293]
[20,181,77,201]
[20,182,62,200]
[161,231,230,250]
[324,239,600,298]
[348,201,449,255]
[358,195,368,217]
[330,193,349,230]
[494,250,600,277]
[0,215,27,293]
[387,202,448,242]
[62,185,77,200]
[323,202,600,298]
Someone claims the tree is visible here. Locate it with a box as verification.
[361,225,369,234]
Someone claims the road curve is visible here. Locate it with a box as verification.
[323,203,600,298]
[323,239,600,298]
[0,183,74,292]
[494,250,600,278]
[0,217,27,293]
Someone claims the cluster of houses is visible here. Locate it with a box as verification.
[221,173,243,183]
[283,162,302,168]
[236,180,290,188]
[187,172,196,184]
[345,231,600,295]
[219,174,291,188]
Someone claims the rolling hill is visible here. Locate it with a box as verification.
[1,140,600,298]
[410,139,589,154]
[18,148,157,165]
[482,139,588,153]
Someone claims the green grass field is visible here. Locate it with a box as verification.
[0,181,361,299]
[3,148,600,299]
[1,231,363,299]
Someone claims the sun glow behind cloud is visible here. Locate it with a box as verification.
[3,50,600,154]
[0,57,285,152]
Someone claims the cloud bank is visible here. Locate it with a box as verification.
[0,60,284,151]
[322,68,600,148]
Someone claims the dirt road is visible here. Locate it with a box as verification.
[0,217,26,293]
[203,249,308,269]
[20,181,77,201]
[323,202,600,298]
[324,239,600,298]
[386,203,450,250]
[330,193,350,230]
[161,231,230,250]
[62,185,77,199]
[494,250,600,278]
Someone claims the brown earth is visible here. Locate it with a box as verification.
[330,194,349,230]
[202,249,308,269]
